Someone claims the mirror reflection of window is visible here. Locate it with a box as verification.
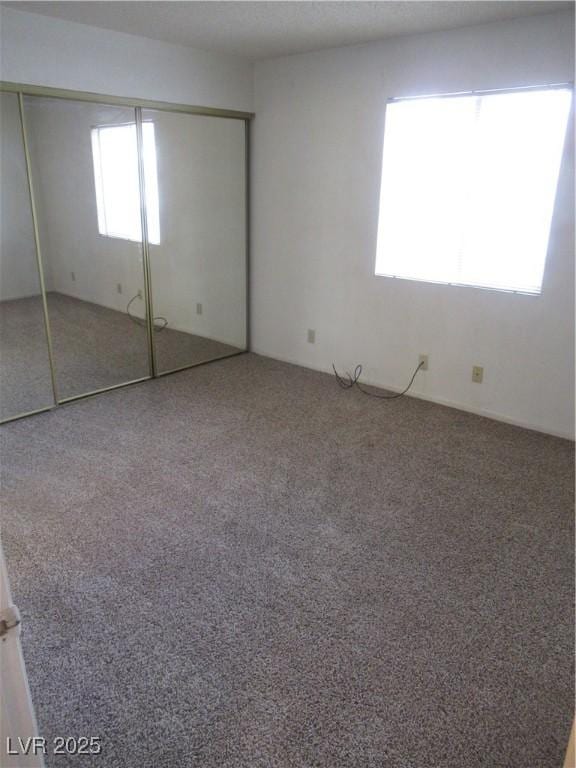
[91,122,160,244]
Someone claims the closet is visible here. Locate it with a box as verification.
[0,84,250,423]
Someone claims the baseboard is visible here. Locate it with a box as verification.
[152,317,243,349]
[250,347,574,441]
[49,289,128,317]
[1,290,44,302]
[49,290,242,348]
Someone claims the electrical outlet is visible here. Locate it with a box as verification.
[70,271,76,282]
[472,365,484,383]
[116,283,123,295]
[137,289,143,300]
[196,302,203,315]
[418,354,429,371]
[307,329,315,344]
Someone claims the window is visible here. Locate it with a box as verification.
[91,122,160,244]
[375,86,572,294]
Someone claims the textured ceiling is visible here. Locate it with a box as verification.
[3,1,573,61]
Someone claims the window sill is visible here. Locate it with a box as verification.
[374,272,541,296]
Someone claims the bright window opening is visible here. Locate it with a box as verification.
[91,122,160,245]
[375,87,572,294]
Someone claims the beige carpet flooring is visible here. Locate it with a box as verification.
[1,353,574,767]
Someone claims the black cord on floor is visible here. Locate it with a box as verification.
[126,294,168,332]
[332,360,424,400]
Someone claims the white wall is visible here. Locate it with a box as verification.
[0,7,253,113]
[0,92,43,301]
[251,10,575,439]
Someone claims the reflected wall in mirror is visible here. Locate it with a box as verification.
[142,110,247,374]
[23,96,151,400]
[0,92,55,421]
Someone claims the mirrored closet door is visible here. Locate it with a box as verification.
[0,92,55,421]
[1,83,250,423]
[142,109,247,374]
[22,95,152,401]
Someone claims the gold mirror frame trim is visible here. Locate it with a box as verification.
[134,107,157,378]
[58,377,152,405]
[17,92,60,406]
[0,81,254,120]
[0,82,251,425]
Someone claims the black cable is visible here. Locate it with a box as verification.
[333,364,361,389]
[126,293,168,332]
[332,360,424,400]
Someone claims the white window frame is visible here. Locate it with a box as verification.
[374,84,572,296]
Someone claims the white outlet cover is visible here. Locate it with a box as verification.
[472,366,484,383]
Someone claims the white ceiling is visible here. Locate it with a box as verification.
[3,1,573,61]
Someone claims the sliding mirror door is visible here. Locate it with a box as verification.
[142,110,247,374]
[0,92,55,421]
[22,96,151,400]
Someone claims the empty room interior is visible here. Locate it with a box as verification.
[0,2,574,766]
